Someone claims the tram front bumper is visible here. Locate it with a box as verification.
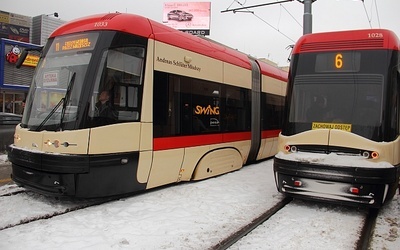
[273,157,400,208]
[7,146,145,198]
[7,145,89,196]
[12,165,76,195]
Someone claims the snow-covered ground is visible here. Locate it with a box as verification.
[0,154,8,165]
[0,154,399,249]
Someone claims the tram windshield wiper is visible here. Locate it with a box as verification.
[35,72,76,132]
[58,72,76,131]
[35,97,64,131]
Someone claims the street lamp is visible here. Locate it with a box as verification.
[46,12,59,18]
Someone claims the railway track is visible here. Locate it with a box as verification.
[0,164,395,249]
[0,183,24,197]
[211,197,378,250]
[356,208,379,250]
[0,186,381,249]
[211,196,293,250]
[0,186,132,231]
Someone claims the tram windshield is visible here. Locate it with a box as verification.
[287,73,384,140]
[21,31,146,131]
[22,33,99,131]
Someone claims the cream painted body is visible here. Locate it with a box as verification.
[262,74,287,96]
[14,125,90,154]
[191,147,243,181]
[13,122,149,155]
[257,137,279,160]
[154,42,252,89]
[146,139,252,188]
[278,129,400,165]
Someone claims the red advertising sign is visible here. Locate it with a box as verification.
[163,2,211,36]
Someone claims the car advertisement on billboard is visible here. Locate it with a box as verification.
[163,2,211,36]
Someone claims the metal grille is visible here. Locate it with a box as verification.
[300,38,384,53]
[294,74,383,85]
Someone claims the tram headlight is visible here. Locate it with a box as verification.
[362,151,370,158]
[371,151,379,159]
[14,134,21,142]
[44,139,52,146]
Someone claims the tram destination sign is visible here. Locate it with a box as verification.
[53,33,98,53]
[315,51,361,73]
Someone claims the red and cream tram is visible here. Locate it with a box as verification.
[8,13,287,198]
[274,29,400,208]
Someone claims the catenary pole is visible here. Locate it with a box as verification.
[302,0,313,34]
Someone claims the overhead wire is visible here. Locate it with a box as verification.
[362,0,372,28]
[280,2,302,28]
[374,0,381,28]
[226,0,247,10]
[361,0,381,29]
[232,0,296,42]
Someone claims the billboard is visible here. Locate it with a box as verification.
[163,2,211,36]
[0,11,31,43]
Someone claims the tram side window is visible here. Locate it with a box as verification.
[153,71,252,137]
[89,47,144,126]
[186,78,220,134]
[389,69,400,139]
[261,93,285,130]
[221,85,250,131]
[154,72,221,136]
[398,70,400,135]
[153,71,174,137]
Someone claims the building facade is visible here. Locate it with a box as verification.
[0,10,65,114]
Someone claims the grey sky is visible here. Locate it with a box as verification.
[2,0,398,66]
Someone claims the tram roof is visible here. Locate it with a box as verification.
[293,29,400,54]
[50,13,286,81]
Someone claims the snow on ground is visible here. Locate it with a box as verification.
[0,154,8,165]
[233,200,365,249]
[0,155,399,249]
[370,192,400,249]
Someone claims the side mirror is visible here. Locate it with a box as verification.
[15,49,28,69]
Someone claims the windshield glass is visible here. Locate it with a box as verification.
[288,73,383,138]
[22,33,98,130]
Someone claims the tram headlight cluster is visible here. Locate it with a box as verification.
[362,150,379,159]
[284,144,380,160]
[284,145,298,153]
